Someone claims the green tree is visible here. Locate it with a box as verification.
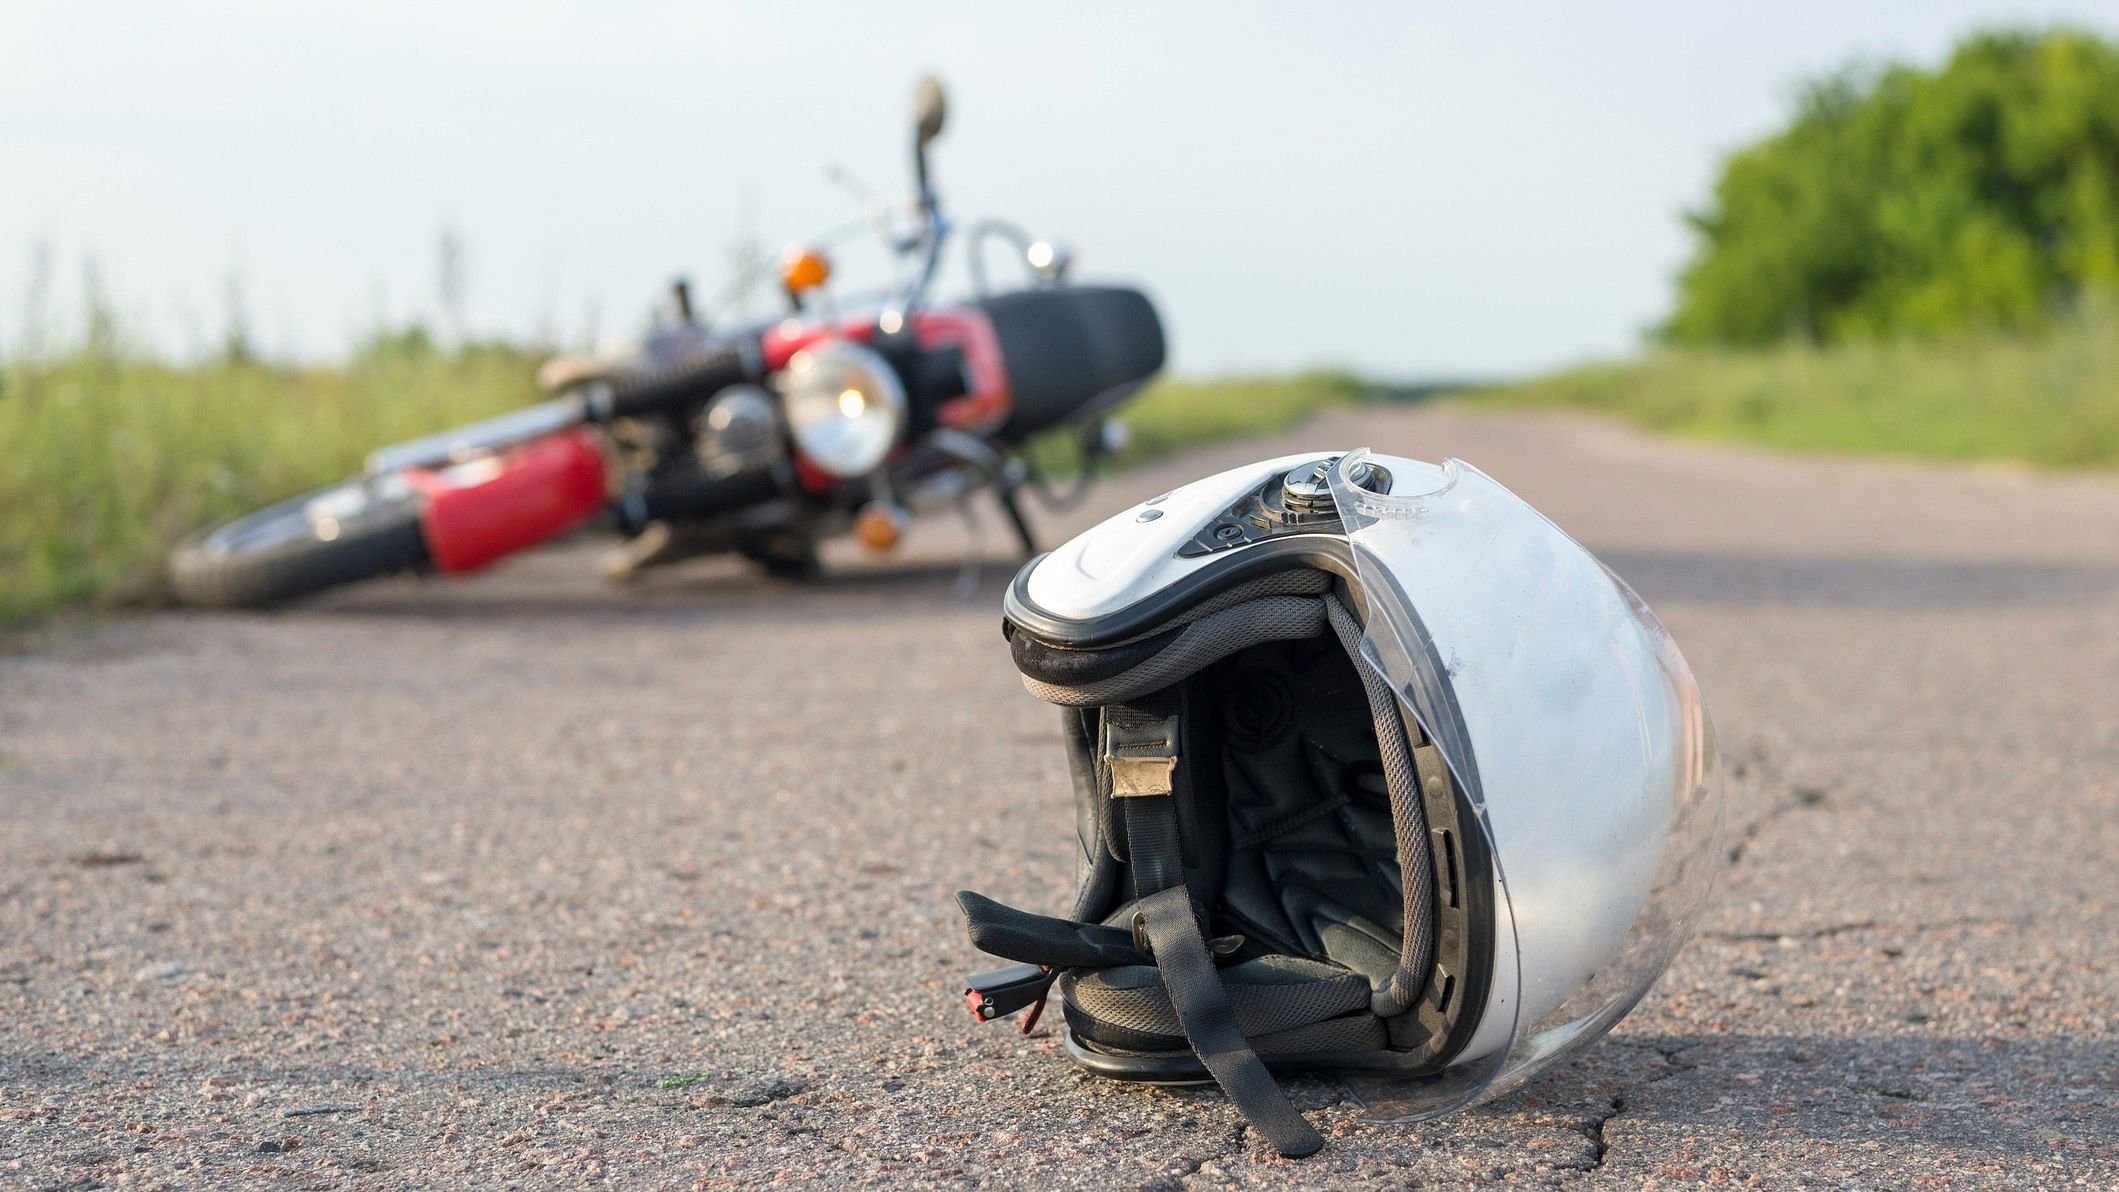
[1665,28,2119,346]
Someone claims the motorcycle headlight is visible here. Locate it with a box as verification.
[778,339,908,478]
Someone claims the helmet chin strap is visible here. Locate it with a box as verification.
[1101,702,1326,1159]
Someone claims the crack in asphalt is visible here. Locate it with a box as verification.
[1703,918,1879,942]
[1569,1040,1703,1179]
[1699,914,2024,943]
[1584,1095,1620,1169]
[1148,1123,1245,1191]
[1725,781,1829,866]
[701,1076,807,1109]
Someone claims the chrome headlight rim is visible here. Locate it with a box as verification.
[777,338,908,479]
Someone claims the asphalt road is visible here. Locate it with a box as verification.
[3,405,2115,1190]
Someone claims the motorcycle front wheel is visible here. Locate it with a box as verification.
[169,476,430,608]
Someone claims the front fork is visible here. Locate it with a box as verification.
[922,428,1038,556]
[995,464,1038,556]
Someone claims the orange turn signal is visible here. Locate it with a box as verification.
[853,501,907,552]
[781,247,832,294]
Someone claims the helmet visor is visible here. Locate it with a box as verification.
[1328,451,1721,1118]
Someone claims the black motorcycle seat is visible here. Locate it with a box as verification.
[978,286,1166,439]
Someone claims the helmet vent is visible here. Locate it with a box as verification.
[1279,458,1342,518]
[1439,830,1461,910]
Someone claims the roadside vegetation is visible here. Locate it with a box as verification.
[1664,29,2119,346]
[1109,370,1372,461]
[7,309,2114,629]
[1464,297,2119,469]
[0,332,537,626]
[1465,26,2119,473]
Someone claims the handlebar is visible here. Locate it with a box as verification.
[591,342,761,421]
[888,213,949,326]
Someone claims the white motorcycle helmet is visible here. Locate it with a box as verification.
[954,451,1721,1157]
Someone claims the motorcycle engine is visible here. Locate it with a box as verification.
[694,385,784,479]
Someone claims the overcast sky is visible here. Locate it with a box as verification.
[4,2,2114,378]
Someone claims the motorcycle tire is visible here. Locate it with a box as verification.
[169,479,430,608]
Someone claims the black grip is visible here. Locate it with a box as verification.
[599,344,754,420]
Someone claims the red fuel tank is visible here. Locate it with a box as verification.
[410,429,608,573]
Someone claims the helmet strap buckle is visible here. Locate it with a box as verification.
[1108,755,1176,798]
[1101,709,1179,798]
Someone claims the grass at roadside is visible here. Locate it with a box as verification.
[1462,300,2119,470]
[0,336,536,626]
[1111,370,1373,460]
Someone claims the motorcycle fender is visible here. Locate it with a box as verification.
[914,308,1012,435]
[409,428,608,572]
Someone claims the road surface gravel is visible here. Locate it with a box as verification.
[3,405,2115,1188]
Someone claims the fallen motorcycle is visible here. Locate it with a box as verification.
[170,77,1165,607]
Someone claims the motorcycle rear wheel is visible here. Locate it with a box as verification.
[169,478,430,608]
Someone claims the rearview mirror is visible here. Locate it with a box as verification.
[913,76,947,145]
